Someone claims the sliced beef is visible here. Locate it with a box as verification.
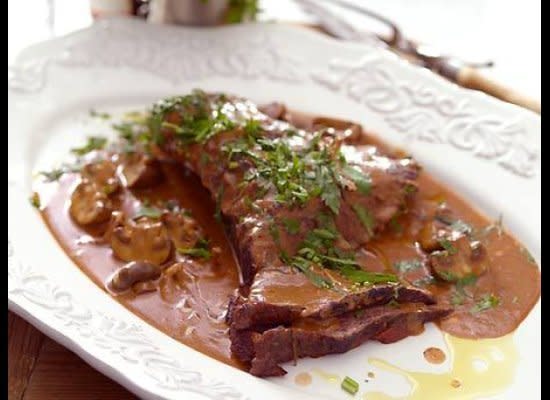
[230,304,452,377]
[227,281,435,330]
[155,92,451,376]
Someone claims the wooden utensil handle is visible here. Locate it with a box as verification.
[457,67,541,114]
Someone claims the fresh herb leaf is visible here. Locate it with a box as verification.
[71,136,108,156]
[178,238,211,260]
[439,270,458,282]
[282,218,300,235]
[470,293,500,313]
[39,168,65,182]
[389,216,403,234]
[456,274,478,288]
[404,184,416,194]
[291,257,333,289]
[520,246,537,264]
[341,376,359,395]
[438,238,457,255]
[243,119,262,136]
[352,204,374,236]
[451,291,465,306]
[89,109,111,119]
[343,165,371,195]
[225,0,261,23]
[133,205,163,219]
[29,192,41,209]
[337,265,398,285]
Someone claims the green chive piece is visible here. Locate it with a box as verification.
[341,376,359,395]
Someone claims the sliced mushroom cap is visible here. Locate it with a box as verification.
[81,160,120,195]
[120,153,164,189]
[429,235,488,282]
[161,212,203,249]
[69,181,113,225]
[110,216,172,264]
[107,261,161,293]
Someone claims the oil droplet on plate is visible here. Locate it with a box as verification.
[294,372,312,387]
[312,368,340,384]
[423,347,446,364]
[364,333,519,399]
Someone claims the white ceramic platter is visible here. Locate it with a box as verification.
[8,19,541,400]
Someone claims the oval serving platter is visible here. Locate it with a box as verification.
[8,19,540,400]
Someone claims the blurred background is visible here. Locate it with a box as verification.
[8,0,541,103]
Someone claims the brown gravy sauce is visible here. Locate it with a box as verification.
[37,109,541,369]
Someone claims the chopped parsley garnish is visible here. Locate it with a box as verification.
[89,109,111,119]
[341,376,359,395]
[283,217,397,288]
[243,119,262,136]
[470,293,500,313]
[343,165,371,194]
[71,136,108,156]
[289,256,333,289]
[352,204,374,236]
[39,168,65,182]
[178,238,212,260]
[438,270,458,282]
[438,238,457,255]
[394,259,423,273]
[456,274,478,288]
[282,218,300,234]
[451,274,478,305]
[225,0,261,23]
[520,246,537,264]
[133,204,163,219]
[150,91,235,146]
[389,216,403,234]
[29,192,41,209]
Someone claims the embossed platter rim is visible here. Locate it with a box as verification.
[8,19,540,400]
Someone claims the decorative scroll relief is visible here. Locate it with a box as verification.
[8,239,246,399]
[8,21,303,94]
[312,56,538,178]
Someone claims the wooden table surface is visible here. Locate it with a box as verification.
[8,311,137,400]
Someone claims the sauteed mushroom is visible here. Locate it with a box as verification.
[429,236,488,282]
[69,181,113,225]
[110,216,172,264]
[107,261,161,293]
[81,159,120,194]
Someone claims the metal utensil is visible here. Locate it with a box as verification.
[297,0,540,114]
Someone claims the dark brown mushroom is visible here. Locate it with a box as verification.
[429,235,488,282]
[120,153,163,189]
[110,216,172,264]
[81,160,120,195]
[107,261,161,293]
[69,181,113,225]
